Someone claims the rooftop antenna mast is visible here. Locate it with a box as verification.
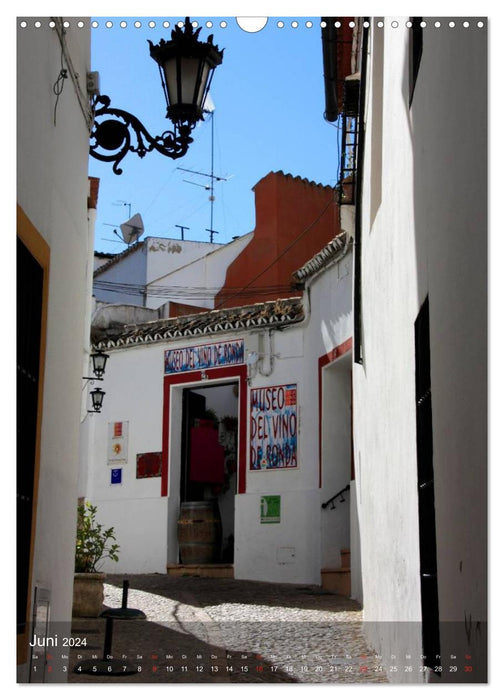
[177,109,232,243]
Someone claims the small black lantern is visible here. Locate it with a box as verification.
[91,350,109,380]
[90,18,224,174]
[89,387,106,413]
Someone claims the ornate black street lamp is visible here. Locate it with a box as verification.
[89,18,224,174]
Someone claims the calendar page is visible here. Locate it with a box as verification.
[17,7,489,688]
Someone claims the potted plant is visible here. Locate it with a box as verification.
[72,501,120,617]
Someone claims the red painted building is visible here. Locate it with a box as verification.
[215,170,339,309]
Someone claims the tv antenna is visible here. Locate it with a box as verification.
[175,224,190,240]
[113,200,132,219]
[177,110,232,243]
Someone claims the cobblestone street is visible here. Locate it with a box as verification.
[68,573,388,684]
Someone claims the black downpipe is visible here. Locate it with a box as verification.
[353,19,369,365]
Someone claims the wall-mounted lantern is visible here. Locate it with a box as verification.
[89,387,106,414]
[83,351,110,413]
[90,350,109,379]
[89,17,224,174]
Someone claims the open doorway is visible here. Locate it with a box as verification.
[179,382,239,564]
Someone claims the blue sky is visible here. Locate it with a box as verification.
[89,16,342,252]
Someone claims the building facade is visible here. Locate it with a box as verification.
[326,17,487,681]
[17,17,95,681]
[85,225,354,588]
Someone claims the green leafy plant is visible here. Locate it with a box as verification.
[75,502,120,573]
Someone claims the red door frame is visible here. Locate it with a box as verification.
[318,337,353,488]
[162,364,248,497]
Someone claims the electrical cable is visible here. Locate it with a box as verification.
[52,45,68,126]
[213,196,337,309]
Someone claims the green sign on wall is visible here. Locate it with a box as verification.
[260,495,281,524]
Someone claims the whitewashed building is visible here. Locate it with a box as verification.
[17,17,95,681]
[86,231,354,587]
[325,16,487,682]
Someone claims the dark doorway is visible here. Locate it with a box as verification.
[415,296,441,672]
[17,237,44,634]
[179,383,239,563]
[181,389,207,502]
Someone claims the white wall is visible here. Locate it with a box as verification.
[147,233,253,310]
[17,17,92,681]
[354,19,487,679]
[86,342,167,573]
[94,245,147,305]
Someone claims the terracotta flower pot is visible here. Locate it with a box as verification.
[72,572,105,618]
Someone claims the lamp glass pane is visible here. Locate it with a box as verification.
[162,57,179,106]
[179,57,202,105]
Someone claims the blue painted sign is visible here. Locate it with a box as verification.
[164,339,244,374]
[111,468,122,485]
[250,384,298,470]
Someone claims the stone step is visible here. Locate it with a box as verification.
[321,567,351,596]
[166,563,234,578]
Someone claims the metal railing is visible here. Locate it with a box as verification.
[322,484,350,509]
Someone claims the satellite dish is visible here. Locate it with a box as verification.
[120,213,144,245]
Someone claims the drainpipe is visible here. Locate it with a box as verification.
[353,18,369,365]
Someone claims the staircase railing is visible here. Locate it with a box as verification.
[322,484,350,509]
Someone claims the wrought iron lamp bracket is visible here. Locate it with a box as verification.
[90,95,194,174]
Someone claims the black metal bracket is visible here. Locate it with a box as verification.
[90,95,194,175]
[322,484,350,509]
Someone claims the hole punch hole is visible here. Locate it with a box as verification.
[237,17,268,33]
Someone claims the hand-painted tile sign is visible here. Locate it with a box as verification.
[164,339,244,374]
[250,384,298,470]
[107,421,128,464]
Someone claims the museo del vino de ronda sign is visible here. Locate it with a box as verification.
[164,339,245,374]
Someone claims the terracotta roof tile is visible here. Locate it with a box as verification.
[92,297,305,350]
[291,231,351,286]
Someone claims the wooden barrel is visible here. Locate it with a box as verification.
[177,501,222,564]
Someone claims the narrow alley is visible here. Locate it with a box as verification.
[67,574,389,683]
